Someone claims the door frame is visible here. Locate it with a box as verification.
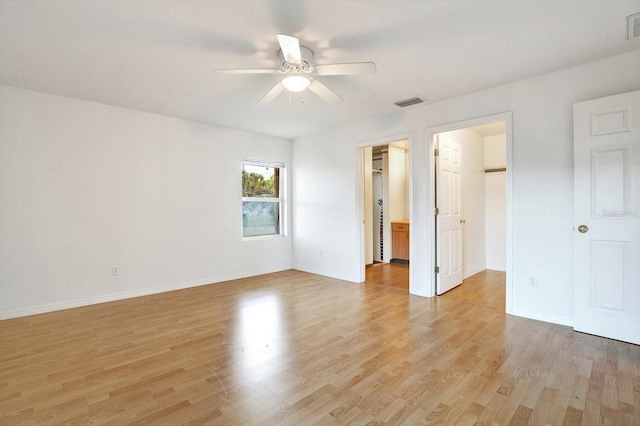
[356,132,413,288]
[425,112,514,313]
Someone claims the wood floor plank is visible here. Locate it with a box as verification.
[1,269,639,425]
[439,269,507,310]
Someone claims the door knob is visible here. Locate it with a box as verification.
[578,224,589,233]
[459,219,466,224]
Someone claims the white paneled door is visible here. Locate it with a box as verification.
[436,135,463,295]
[573,90,640,345]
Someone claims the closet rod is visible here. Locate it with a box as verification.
[484,167,506,173]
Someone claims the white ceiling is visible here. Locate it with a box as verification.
[470,121,507,137]
[1,0,639,140]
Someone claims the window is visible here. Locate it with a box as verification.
[242,161,284,238]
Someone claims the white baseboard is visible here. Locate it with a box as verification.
[463,266,486,279]
[508,308,573,328]
[292,264,359,283]
[486,265,507,272]
[0,266,289,320]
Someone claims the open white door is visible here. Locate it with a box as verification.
[436,135,463,295]
[573,90,640,344]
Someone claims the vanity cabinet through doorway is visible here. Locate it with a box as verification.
[392,220,410,261]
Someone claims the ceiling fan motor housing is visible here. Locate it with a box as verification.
[278,46,313,73]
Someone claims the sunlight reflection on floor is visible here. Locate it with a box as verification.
[236,295,286,381]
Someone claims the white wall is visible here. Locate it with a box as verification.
[363,147,373,265]
[388,146,408,221]
[467,133,487,274]
[0,85,292,319]
[485,134,507,271]
[485,134,507,169]
[404,149,410,218]
[291,50,640,326]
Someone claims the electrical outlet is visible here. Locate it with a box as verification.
[528,276,537,288]
[112,265,120,276]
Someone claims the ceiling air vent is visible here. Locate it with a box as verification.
[627,12,640,40]
[394,97,425,108]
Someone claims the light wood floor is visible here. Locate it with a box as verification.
[366,264,505,311]
[1,270,639,425]
[365,262,409,291]
[440,270,506,311]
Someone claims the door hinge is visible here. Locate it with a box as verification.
[434,266,440,274]
[435,207,439,215]
[434,148,439,156]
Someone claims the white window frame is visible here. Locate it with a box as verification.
[241,159,286,240]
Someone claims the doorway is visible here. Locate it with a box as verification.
[361,138,410,290]
[432,118,510,310]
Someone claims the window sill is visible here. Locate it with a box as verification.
[242,234,287,242]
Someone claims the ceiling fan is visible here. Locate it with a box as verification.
[213,34,376,105]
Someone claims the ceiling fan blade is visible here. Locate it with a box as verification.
[276,34,301,65]
[258,82,285,105]
[213,68,280,74]
[313,62,377,76]
[308,80,343,104]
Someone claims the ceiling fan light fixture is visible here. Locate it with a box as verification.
[282,76,310,92]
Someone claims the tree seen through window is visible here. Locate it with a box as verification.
[242,163,282,237]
